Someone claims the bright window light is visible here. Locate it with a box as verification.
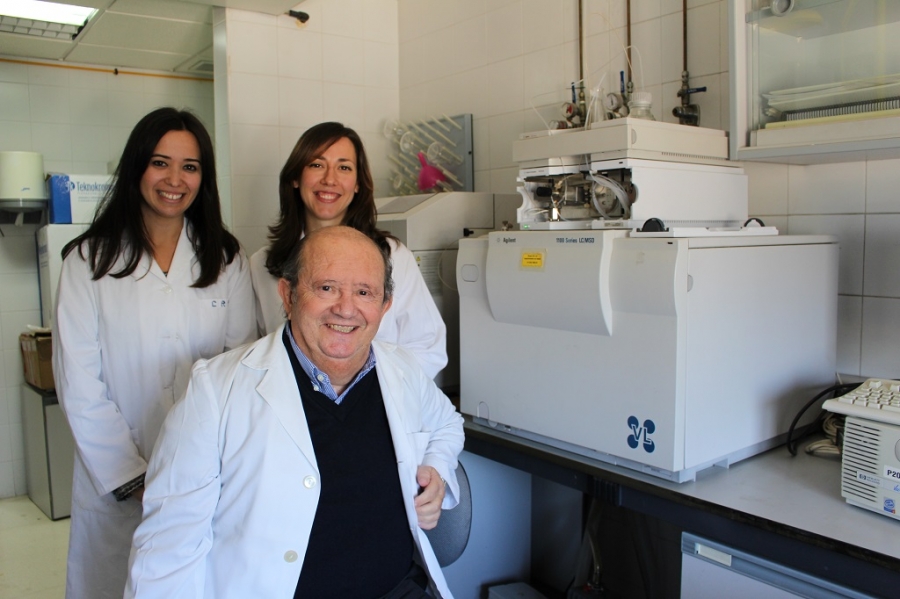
[0,0,95,26]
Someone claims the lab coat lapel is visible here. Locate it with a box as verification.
[374,343,415,479]
[128,221,193,283]
[373,343,450,599]
[246,329,318,469]
[162,223,195,286]
[128,249,158,281]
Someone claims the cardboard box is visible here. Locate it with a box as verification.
[19,333,55,391]
[48,174,112,224]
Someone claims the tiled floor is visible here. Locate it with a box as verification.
[0,496,69,599]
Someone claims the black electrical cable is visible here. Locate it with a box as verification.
[786,382,862,456]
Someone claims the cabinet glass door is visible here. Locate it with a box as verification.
[730,0,900,163]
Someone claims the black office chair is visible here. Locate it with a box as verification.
[425,461,472,567]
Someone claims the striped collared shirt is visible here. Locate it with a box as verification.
[284,321,376,404]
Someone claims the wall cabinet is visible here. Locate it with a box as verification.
[729,0,900,164]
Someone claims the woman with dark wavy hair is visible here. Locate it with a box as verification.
[250,121,447,378]
[53,107,256,599]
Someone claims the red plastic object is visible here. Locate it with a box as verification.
[417,152,446,191]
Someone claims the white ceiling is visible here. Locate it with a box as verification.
[0,0,303,75]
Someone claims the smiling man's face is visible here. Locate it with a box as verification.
[279,227,391,384]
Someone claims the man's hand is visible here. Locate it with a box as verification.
[414,465,445,530]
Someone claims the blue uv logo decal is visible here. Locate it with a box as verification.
[884,498,896,515]
[627,416,655,453]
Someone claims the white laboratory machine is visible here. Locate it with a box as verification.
[457,119,839,482]
[822,379,900,521]
[513,118,750,232]
[376,191,518,390]
[37,223,88,329]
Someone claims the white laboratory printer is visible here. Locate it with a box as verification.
[458,118,838,483]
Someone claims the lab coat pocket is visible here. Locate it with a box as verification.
[191,297,229,358]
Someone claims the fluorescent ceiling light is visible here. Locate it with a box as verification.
[0,0,95,25]
[0,0,95,40]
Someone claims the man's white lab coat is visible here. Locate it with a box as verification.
[126,327,465,599]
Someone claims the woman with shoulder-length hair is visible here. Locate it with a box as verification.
[250,121,447,379]
[52,107,256,599]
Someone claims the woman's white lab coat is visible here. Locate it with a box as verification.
[126,330,465,599]
[250,237,448,379]
[52,224,256,599]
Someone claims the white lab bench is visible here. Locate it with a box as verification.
[463,417,900,597]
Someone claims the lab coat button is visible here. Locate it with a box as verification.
[284,550,298,563]
[164,286,173,294]
[303,475,317,489]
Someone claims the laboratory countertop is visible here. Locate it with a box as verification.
[463,418,900,577]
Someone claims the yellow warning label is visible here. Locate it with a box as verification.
[521,251,544,269]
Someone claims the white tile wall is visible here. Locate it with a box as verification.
[788,215,865,296]
[744,161,789,216]
[277,78,325,128]
[0,59,212,498]
[228,72,280,126]
[660,11,684,88]
[364,41,399,89]
[487,4,523,63]
[321,0,365,40]
[487,57,526,117]
[69,87,109,126]
[837,296,862,376]
[632,0,662,24]
[227,19,279,77]
[433,68,491,118]
[322,35,366,86]
[322,82,366,129]
[523,0,568,53]
[788,162,867,215]
[229,123,282,176]
[686,1,720,78]
[630,18,661,88]
[863,214,900,298]
[363,0,399,45]
[363,86,399,133]
[231,175,281,228]
[277,27,324,81]
[219,0,401,255]
[866,158,900,213]
[861,298,900,378]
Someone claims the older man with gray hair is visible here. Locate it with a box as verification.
[126,226,464,599]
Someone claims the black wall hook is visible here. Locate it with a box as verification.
[288,10,309,23]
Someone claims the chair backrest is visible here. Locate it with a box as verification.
[425,460,472,567]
